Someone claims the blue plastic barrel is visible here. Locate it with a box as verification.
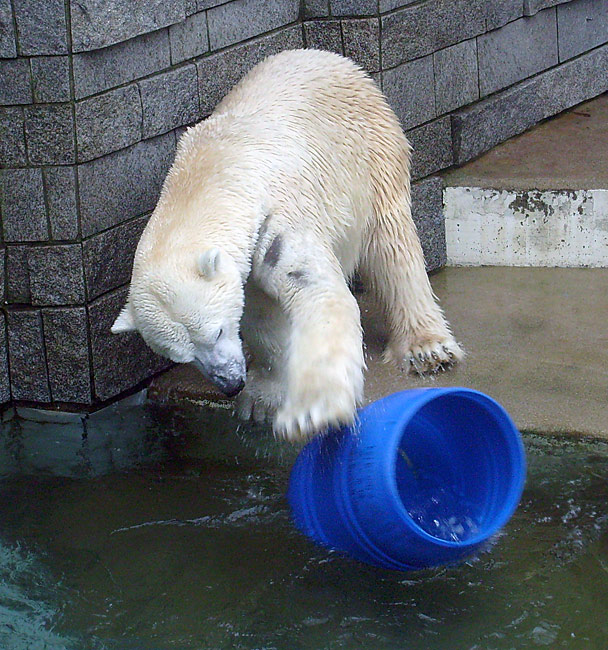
[288,388,526,571]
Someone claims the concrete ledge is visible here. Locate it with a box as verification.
[444,187,608,267]
[444,94,608,267]
[445,94,608,191]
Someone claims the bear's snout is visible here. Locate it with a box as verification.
[220,376,246,398]
[192,352,246,398]
[202,369,246,398]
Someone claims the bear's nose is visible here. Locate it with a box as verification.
[221,376,245,398]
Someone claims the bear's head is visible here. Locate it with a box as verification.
[111,248,246,397]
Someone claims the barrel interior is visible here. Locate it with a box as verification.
[394,394,521,543]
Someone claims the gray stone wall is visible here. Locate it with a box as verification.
[1,0,607,409]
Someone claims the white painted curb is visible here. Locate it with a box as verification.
[444,187,608,267]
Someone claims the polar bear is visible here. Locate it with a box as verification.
[111,49,463,440]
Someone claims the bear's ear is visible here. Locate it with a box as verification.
[111,302,136,334]
[197,248,222,279]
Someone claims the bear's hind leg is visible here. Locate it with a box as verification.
[362,197,463,374]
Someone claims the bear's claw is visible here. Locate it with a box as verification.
[236,396,274,423]
[398,338,464,376]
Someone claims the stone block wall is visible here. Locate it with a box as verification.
[1,0,607,410]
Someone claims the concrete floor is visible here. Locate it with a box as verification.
[149,266,608,439]
[363,267,608,438]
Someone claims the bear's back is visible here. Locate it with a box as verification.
[155,49,411,271]
[214,49,372,119]
[210,49,410,216]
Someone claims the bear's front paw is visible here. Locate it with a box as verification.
[235,391,274,423]
[384,336,464,375]
[273,380,358,442]
[234,369,283,424]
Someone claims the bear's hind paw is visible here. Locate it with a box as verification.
[385,338,464,376]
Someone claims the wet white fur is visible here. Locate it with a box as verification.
[112,49,463,440]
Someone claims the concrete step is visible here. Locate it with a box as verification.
[442,93,608,267]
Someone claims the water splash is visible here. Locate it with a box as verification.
[406,485,480,542]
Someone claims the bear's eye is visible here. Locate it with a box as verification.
[215,328,223,342]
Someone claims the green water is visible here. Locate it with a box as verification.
[0,401,607,649]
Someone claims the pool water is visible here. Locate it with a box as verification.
[1,401,607,649]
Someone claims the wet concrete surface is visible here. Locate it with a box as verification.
[149,267,608,439]
[443,93,608,191]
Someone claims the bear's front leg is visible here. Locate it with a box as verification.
[361,194,464,375]
[236,282,290,424]
[253,236,365,441]
[275,285,365,440]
